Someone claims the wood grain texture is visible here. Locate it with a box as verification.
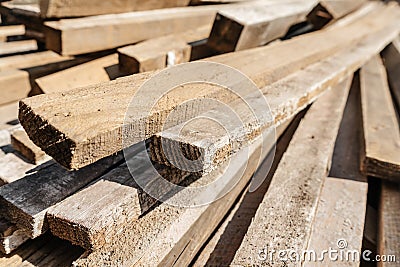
[72,113,290,266]
[150,23,400,175]
[231,77,352,265]
[360,56,400,182]
[19,4,400,170]
[46,144,189,250]
[118,26,210,74]
[40,0,191,18]
[43,4,222,55]
[0,25,25,41]
[378,181,400,266]
[207,1,315,52]
[33,54,121,95]
[0,218,29,255]
[0,151,128,238]
[305,75,368,266]
[10,129,50,164]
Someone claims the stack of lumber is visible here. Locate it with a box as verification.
[0,0,400,266]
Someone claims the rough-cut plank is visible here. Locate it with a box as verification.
[11,129,49,164]
[0,40,37,56]
[360,56,400,182]
[308,0,366,29]
[47,148,190,250]
[40,0,191,18]
[118,26,210,74]
[150,24,400,175]
[0,218,29,255]
[192,115,301,267]
[0,102,19,131]
[0,25,25,41]
[206,1,315,52]
[0,50,71,72]
[0,150,132,238]
[19,4,400,170]
[43,4,225,55]
[378,181,400,266]
[33,54,121,95]
[0,233,84,267]
[382,38,400,109]
[231,77,351,266]
[306,75,368,266]
[73,109,290,267]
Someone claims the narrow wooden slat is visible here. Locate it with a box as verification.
[0,25,25,41]
[0,102,18,131]
[0,150,131,238]
[33,54,121,95]
[0,40,37,56]
[18,4,400,170]
[150,24,400,175]
[118,26,210,74]
[360,55,400,181]
[231,77,351,265]
[206,1,315,52]
[40,0,191,18]
[11,129,49,164]
[305,75,368,266]
[381,38,400,109]
[378,181,400,266]
[0,218,29,255]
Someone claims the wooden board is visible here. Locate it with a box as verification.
[378,181,400,266]
[0,50,71,72]
[207,1,315,52]
[305,74,368,266]
[19,4,400,170]
[47,147,189,250]
[0,233,84,266]
[0,102,19,131]
[0,151,128,238]
[40,0,191,18]
[231,76,351,266]
[43,5,223,55]
[0,25,25,42]
[381,38,400,109]
[72,110,291,266]
[0,218,29,255]
[360,55,400,182]
[118,26,210,74]
[0,40,37,56]
[33,54,121,95]
[11,129,49,164]
[150,24,400,175]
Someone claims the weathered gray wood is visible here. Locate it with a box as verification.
[206,1,315,52]
[33,54,121,95]
[118,26,210,74]
[40,0,191,18]
[0,218,29,255]
[47,146,190,250]
[18,5,400,170]
[381,38,400,109]
[150,24,400,175]
[11,129,50,164]
[378,181,400,266]
[72,109,290,266]
[360,56,400,182]
[0,40,37,56]
[0,150,132,238]
[231,77,351,265]
[305,74,368,266]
